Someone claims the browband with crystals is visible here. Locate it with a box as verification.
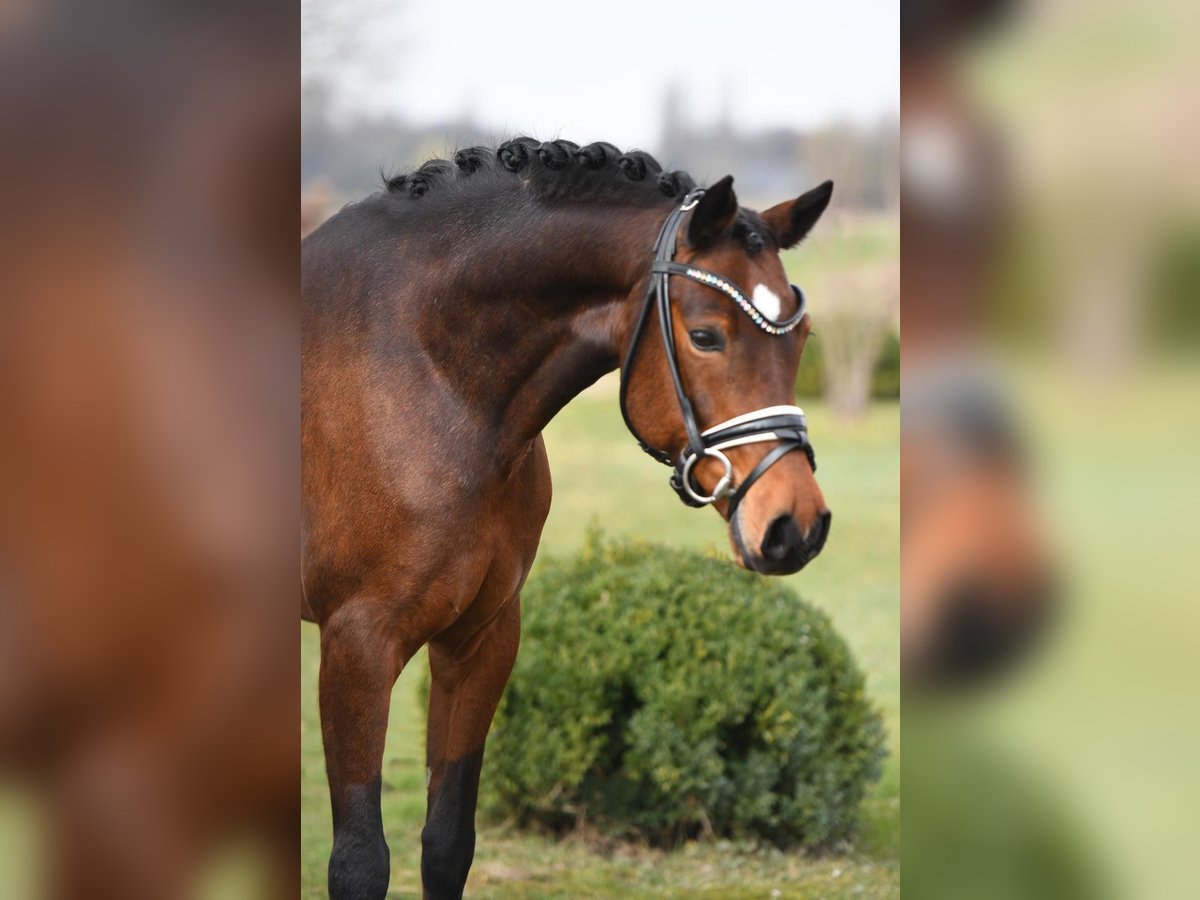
[649,261,808,335]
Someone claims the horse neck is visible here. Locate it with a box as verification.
[434,198,667,461]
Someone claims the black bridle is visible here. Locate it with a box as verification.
[619,188,817,519]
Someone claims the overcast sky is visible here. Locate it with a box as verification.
[308,0,898,147]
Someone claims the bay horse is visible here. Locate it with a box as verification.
[301,137,834,899]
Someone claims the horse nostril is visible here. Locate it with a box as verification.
[925,574,1057,685]
[809,510,832,556]
[761,514,802,562]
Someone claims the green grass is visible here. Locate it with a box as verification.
[301,393,899,898]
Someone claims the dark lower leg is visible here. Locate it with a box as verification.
[420,752,483,900]
[421,600,520,900]
[319,612,403,900]
[328,778,389,900]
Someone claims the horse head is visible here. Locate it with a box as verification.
[621,176,834,574]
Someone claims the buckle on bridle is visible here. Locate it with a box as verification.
[673,447,734,507]
[678,188,704,212]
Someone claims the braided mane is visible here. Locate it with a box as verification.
[378,137,773,255]
[382,137,697,206]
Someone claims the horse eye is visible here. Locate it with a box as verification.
[688,328,724,352]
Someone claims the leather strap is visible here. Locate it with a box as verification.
[727,442,805,522]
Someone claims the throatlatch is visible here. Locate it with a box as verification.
[619,188,817,516]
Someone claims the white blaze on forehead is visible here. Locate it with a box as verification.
[752,283,782,321]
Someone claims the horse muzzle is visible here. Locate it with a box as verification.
[733,508,831,575]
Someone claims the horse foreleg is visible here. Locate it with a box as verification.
[319,603,406,900]
[421,597,521,900]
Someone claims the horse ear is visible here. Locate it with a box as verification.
[687,175,739,249]
[763,180,834,249]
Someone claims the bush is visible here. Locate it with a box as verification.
[794,332,827,399]
[872,330,901,399]
[794,330,900,401]
[481,533,886,849]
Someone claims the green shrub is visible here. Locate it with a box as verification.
[1148,218,1200,349]
[481,533,886,849]
[872,330,901,399]
[793,330,900,401]
[793,331,827,399]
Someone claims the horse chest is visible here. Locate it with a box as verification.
[460,439,551,607]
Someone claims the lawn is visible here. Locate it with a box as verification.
[300,390,900,898]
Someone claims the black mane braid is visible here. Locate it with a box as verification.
[379,137,771,253]
[384,137,696,206]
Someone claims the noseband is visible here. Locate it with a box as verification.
[619,188,817,517]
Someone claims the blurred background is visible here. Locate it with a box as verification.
[901,1,1200,898]
[301,0,900,896]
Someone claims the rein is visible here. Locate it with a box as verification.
[618,188,817,518]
